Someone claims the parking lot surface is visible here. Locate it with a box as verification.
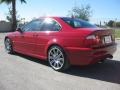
[0,33,120,90]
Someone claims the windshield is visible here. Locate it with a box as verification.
[61,17,97,28]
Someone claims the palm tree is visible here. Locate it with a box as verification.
[0,0,26,31]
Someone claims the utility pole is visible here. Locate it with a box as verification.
[100,21,101,27]
[114,18,117,28]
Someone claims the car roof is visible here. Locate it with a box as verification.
[36,16,73,20]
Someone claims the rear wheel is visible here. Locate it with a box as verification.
[4,38,14,54]
[48,46,70,71]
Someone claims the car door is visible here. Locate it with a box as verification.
[34,18,61,57]
[13,20,43,55]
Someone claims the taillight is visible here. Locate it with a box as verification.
[85,35,100,47]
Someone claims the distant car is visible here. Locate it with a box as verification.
[4,17,117,71]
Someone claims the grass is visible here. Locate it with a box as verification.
[115,29,120,38]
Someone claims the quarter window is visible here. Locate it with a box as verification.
[41,18,61,31]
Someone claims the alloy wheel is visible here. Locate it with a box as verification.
[5,38,13,53]
[48,46,65,70]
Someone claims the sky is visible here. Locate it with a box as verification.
[0,0,120,23]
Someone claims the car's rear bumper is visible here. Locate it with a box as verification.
[65,43,117,65]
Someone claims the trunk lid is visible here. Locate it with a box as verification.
[85,28,115,48]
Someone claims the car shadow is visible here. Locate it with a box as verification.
[14,53,120,84]
[14,53,49,66]
[65,59,120,84]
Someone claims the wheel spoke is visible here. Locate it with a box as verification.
[58,61,63,66]
[57,58,63,61]
[56,63,60,68]
[56,49,59,55]
[53,62,57,67]
[50,51,54,56]
[55,53,62,59]
[49,56,54,59]
[50,59,55,64]
[53,48,56,54]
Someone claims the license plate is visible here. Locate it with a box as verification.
[104,36,112,44]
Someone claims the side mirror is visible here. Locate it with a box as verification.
[16,28,23,33]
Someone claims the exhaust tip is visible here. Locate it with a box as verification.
[107,55,113,59]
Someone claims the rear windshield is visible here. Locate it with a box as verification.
[61,17,97,28]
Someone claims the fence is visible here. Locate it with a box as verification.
[0,21,12,32]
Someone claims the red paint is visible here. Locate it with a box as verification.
[5,17,117,65]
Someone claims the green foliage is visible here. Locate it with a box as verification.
[115,29,120,38]
[6,7,23,24]
[107,20,115,27]
[0,0,11,4]
[68,4,92,21]
[6,7,13,22]
[116,22,120,27]
[0,0,26,4]
[107,20,120,27]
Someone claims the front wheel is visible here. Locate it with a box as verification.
[4,38,14,54]
[48,46,70,71]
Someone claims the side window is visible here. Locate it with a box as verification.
[41,18,61,31]
[22,19,43,32]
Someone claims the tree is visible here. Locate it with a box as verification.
[0,0,26,31]
[107,20,115,27]
[6,7,23,24]
[68,4,92,21]
[116,22,120,27]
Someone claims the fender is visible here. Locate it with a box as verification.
[44,38,65,57]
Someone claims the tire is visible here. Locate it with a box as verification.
[4,38,14,54]
[48,46,70,71]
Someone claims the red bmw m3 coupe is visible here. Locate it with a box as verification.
[4,17,117,71]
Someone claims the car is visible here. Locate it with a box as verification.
[4,17,117,71]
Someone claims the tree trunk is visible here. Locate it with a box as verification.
[12,0,17,31]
